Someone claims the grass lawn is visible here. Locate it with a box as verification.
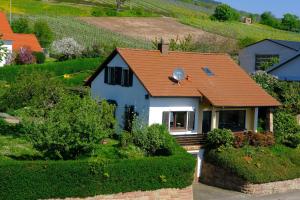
[205,144,300,184]
[0,135,41,160]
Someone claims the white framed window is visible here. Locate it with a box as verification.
[162,111,195,132]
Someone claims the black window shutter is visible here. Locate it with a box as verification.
[162,112,170,129]
[104,67,108,84]
[115,67,122,85]
[128,69,133,86]
[122,69,129,87]
[110,67,115,85]
[188,111,195,131]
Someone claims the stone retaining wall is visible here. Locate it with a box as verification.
[50,186,193,200]
[200,162,300,195]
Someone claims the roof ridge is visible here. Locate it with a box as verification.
[117,47,229,55]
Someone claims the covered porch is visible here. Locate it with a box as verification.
[174,106,274,147]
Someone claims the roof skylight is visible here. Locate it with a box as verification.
[202,67,214,76]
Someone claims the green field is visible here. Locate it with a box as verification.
[24,15,152,49]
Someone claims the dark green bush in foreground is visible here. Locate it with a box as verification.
[0,153,195,200]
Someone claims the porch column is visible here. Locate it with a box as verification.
[211,108,217,130]
[267,109,274,132]
[254,107,259,132]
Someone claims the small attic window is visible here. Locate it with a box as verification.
[202,67,214,76]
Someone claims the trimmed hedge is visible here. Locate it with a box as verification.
[0,154,195,200]
[0,58,102,83]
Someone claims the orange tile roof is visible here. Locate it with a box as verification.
[0,12,42,52]
[86,48,281,107]
[0,12,13,35]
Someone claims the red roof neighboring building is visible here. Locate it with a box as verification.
[0,12,42,52]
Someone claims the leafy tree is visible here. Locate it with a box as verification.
[211,4,240,21]
[260,12,280,28]
[11,18,32,33]
[281,13,300,31]
[21,95,116,160]
[51,38,84,61]
[33,20,54,48]
[116,0,127,11]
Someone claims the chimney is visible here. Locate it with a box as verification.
[158,38,169,55]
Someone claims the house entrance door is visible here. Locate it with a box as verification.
[202,111,212,134]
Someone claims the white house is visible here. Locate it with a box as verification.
[239,39,300,81]
[86,44,280,178]
[86,44,280,138]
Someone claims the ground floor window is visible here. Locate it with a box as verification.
[162,111,195,132]
[218,110,246,132]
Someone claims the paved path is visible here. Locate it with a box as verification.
[193,183,300,200]
[0,112,20,124]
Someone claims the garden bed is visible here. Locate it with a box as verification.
[203,145,300,184]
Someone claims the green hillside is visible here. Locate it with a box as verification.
[1,0,300,48]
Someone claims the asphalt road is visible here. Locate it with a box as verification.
[193,183,300,200]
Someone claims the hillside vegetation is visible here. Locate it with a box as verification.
[2,0,300,49]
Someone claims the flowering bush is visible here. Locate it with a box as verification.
[15,47,36,65]
[51,38,84,61]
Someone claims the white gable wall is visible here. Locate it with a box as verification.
[0,40,13,67]
[269,56,300,81]
[149,97,200,135]
[91,53,150,128]
[239,40,296,73]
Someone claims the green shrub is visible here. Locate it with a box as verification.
[21,96,116,160]
[131,122,178,156]
[11,17,32,33]
[0,153,195,200]
[91,7,105,17]
[33,20,54,48]
[274,111,299,140]
[0,71,64,111]
[282,133,300,148]
[211,4,240,22]
[238,37,257,48]
[206,129,234,149]
[120,131,133,147]
[117,145,145,159]
[33,52,46,64]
